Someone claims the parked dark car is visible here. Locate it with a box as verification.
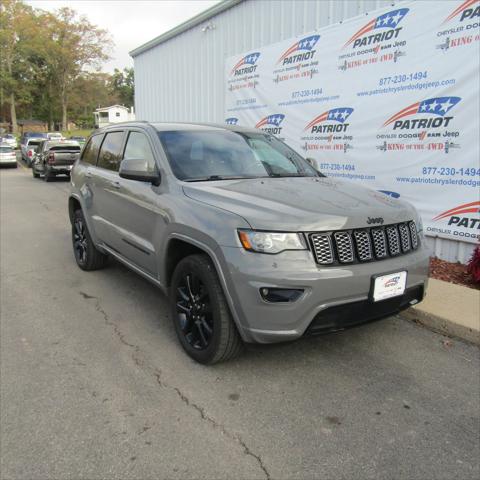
[32,140,81,181]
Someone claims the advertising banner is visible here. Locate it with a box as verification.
[225,0,480,243]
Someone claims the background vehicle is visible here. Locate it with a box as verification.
[21,138,44,166]
[0,134,18,149]
[69,122,429,364]
[33,140,81,181]
[47,132,64,141]
[20,132,47,146]
[69,136,86,147]
[0,145,17,168]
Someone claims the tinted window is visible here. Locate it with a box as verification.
[50,145,81,152]
[98,132,124,171]
[123,132,156,171]
[81,135,103,165]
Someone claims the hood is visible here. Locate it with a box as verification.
[183,177,417,231]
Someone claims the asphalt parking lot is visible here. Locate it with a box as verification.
[1,159,479,480]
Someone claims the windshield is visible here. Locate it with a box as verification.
[157,130,321,181]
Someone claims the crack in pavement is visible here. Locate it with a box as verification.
[79,291,271,480]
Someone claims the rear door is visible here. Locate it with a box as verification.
[89,130,127,253]
[77,134,104,238]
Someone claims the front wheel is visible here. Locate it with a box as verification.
[72,209,108,271]
[170,254,243,364]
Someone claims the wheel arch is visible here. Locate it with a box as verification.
[163,234,248,341]
[68,195,82,224]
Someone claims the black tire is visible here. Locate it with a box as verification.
[32,166,39,178]
[170,254,243,364]
[43,165,53,182]
[72,209,108,271]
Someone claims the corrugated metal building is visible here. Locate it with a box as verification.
[130,0,475,263]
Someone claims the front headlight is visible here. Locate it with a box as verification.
[238,229,307,254]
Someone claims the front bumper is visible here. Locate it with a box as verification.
[218,239,430,343]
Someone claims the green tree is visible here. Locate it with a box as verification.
[0,0,40,132]
[44,7,112,130]
[110,67,134,108]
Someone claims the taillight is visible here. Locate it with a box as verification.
[48,152,55,164]
[28,150,32,157]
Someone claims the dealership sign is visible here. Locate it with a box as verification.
[225,0,479,243]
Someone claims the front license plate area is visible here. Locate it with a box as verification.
[371,271,407,302]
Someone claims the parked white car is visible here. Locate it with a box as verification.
[0,145,17,168]
[47,132,64,141]
[0,134,18,149]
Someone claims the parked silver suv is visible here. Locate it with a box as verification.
[69,122,429,364]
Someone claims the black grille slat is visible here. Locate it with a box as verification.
[309,221,419,266]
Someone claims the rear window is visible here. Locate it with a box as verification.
[27,140,42,147]
[50,145,80,152]
[0,146,13,152]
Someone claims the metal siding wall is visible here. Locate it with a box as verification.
[132,0,476,264]
[133,0,393,122]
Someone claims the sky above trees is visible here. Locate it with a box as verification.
[25,0,220,72]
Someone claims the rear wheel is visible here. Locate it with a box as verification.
[43,165,53,182]
[32,165,39,178]
[72,209,108,271]
[170,254,243,364]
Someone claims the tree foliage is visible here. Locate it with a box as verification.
[0,0,126,132]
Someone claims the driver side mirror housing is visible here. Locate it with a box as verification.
[119,158,161,186]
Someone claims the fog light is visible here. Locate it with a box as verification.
[260,288,304,303]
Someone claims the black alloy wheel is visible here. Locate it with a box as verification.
[73,215,88,266]
[71,209,108,271]
[170,254,243,364]
[175,273,213,351]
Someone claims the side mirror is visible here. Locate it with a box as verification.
[119,158,161,186]
[305,157,318,169]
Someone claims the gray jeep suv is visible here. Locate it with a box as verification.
[69,122,429,364]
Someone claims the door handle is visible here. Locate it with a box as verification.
[110,181,121,189]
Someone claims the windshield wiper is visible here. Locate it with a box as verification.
[184,175,257,182]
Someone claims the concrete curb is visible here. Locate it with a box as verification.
[401,308,480,346]
[400,278,480,346]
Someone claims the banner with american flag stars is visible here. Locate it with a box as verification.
[225,0,479,244]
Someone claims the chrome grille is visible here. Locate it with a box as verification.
[310,233,334,265]
[386,225,401,256]
[309,221,419,266]
[398,223,411,252]
[353,230,373,261]
[371,228,388,259]
[333,232,354,263]
[409,221,418,249]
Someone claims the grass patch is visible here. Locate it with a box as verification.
[61,129,92,139]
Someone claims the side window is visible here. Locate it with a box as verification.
[81,135,103,165]
[97,131,124,171]
[123,131,156,172]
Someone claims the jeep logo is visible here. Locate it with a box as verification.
[367,217,384,225]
